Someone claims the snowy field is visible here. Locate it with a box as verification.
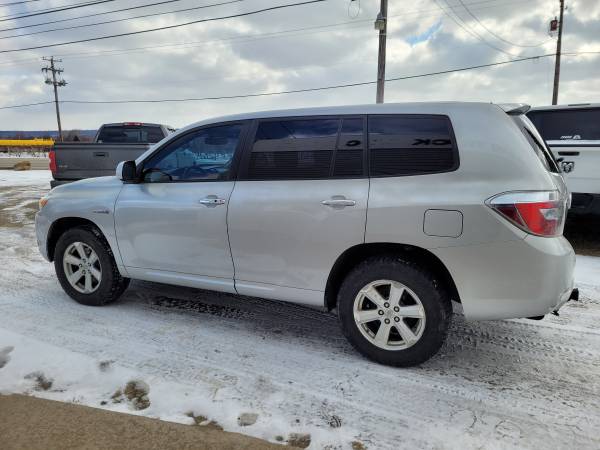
[1,170,599,449]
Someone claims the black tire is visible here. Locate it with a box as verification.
[54,226,130,306]
[337,256,452,367]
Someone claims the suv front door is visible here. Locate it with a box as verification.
[114,122,247,291]
[228,116,369,305]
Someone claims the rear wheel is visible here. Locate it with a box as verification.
[54,227,129,306]
[337,256,452,367]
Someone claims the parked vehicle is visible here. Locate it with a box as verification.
[50,122,175,188]
[35,103,576,366]
[528,104,600,215]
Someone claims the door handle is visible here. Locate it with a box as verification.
[321,196,356,208]
[199,195,226,207]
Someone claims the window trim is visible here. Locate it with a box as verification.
[366,114,460,178]
[136,120,251,184]
[237,115,369,181]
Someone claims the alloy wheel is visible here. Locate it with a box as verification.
[353,279,426,350]
[63,242,102,294]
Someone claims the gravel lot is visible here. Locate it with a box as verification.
[1,171,599,449]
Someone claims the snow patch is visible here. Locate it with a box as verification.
[0,169,52,187]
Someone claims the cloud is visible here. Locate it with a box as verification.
[0,0,598,130]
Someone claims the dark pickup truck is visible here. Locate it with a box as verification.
[50,122,175,188]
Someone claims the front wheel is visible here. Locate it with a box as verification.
[54,227,130,306]
[337,256,452,367]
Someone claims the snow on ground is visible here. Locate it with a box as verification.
[0,169,52,187]
[1,171,599,449]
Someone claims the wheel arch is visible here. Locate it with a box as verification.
[324,243,460,311]
[47,217,109,262]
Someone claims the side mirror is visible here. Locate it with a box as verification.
[116,160,137,182]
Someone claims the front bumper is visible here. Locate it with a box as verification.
[432,235,576,321]
[35,210,52,261]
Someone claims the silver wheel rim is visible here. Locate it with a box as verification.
[353,279,426,351]
[63,242,102,294]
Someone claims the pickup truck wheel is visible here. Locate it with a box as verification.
[54,227,130,306]
[337,256,452,367]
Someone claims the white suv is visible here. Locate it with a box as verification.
[36,102,576,366]
[528,104,600,215]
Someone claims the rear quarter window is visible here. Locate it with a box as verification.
[367,115,458,177]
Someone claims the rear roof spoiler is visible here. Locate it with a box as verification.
[498,103,531,115]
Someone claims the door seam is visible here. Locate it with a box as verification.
[226,180,239,294]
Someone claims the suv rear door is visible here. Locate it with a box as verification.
[228,116,369,305]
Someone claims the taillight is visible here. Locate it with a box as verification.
[486,191,566,237]
[48,150,57,173]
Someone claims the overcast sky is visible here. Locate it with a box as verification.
[0,0,598,130]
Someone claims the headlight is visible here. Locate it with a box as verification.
[38,197,49,209]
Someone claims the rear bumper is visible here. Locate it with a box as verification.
[432,235,576,320]
[569,193,600,216]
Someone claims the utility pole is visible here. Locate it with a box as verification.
[42,56,67,141]
[552,0,565,105]
[374,0,388,103]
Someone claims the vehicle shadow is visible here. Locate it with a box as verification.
[123,280,537,383]
[564,214,600,256]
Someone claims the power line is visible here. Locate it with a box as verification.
[0,100,53,109]
[0,20,371,72]
[0,0,245,40]
[5,51,597,110]
[435,0,519,57]
[0,0,518,34]
[0,0,118,22]
[457,0,551,48]
[0,0,203,32]
[0,0,328,53]
[0,0,41,6]
[0,1,515,66]
[58,54,566,104]
[0,0,527,56]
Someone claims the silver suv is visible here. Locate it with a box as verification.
[35,103,576,366]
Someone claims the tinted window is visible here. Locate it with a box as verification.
[145,126,166,142]
[97,126,165,143]
[143,124,242,182]
[334,118,364,177]
[247,119,339,180]
[527,108,600,141]
[368,116,457,176]
[340,118,363,134]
